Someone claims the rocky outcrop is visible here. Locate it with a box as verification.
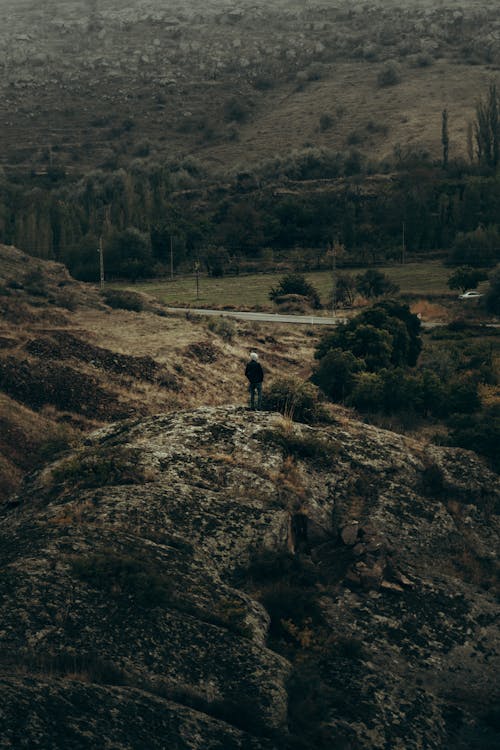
[1,406,499,749]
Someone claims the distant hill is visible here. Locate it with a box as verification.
[1,0,499,175]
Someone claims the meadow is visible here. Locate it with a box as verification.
[124,261,454,310]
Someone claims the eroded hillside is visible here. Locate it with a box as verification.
[0,405,498,748]
[0,244,318,500]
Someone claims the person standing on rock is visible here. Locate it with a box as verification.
[245,351,264,410]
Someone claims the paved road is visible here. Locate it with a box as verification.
[166,307,500,330]
[166,307,345,325]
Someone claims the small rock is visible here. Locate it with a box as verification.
[341,522,360,546]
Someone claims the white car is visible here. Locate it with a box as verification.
[458,290,483,299]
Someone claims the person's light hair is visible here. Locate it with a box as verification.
[250,352,259,360]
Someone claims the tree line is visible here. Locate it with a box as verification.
[1,84,500,280]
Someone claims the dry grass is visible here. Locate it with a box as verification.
[203,60,492,169]
[271,456,307,512]
[0,287,322,501]
[71,306,320,410]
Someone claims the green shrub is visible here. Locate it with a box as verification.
[252,76,274,91]
[269,273,321,309]
[366,119,389,136]
[263,377,329,424]
[447,406,500,472]
[103,289,144,312]
[445,375,480,415]
[319,113,333,131]
[311,348,365,402]
[347,130,363,146]
[356,269,399,299]
[22,267,48,297]
[447,266,488,292]
[223,97,251,124]
[348,372,384,412]
[315,301,421,369]
[377,62,402,87]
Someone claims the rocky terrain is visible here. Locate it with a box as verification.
[0,243,318,500]
[0,404,499,749]
[1,0,500,173]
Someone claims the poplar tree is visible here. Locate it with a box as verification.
[474,82,499,168]
[441,109,449,169]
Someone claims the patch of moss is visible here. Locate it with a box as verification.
[258,428,340,469]
[51,446,145,489]
[71,553,172,609]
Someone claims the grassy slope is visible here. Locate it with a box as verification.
[201,60,492,171]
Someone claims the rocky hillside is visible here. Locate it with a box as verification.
[0,405,498,749]
[1,0,499,173]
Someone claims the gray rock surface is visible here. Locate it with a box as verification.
[1,406,499,749]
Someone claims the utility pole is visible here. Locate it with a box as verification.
[98,206,110,289]
[194,260,200,299]
[331,241,336,315]
[98,235,105,289]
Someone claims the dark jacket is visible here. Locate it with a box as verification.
[245,359,264,384]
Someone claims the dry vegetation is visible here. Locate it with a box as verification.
[1,1,499,174]
[0,244,321,502]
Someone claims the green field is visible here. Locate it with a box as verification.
[122,262,453,309]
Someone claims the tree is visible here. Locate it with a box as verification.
[269,273,321,309]
[449,225,500,267]
[348,372,384,412]
[448,266,487,292]
[311,349,365,402]
[105,227,153,279]
[343,324,394,371]
[314,301,422,376]
[485,264,500,314]
[64,233,100,282]
[355,269,399,299]
[366,300,422,366]
[441,108,449,169]
[332,273,356,308]
[474,82,499,169]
